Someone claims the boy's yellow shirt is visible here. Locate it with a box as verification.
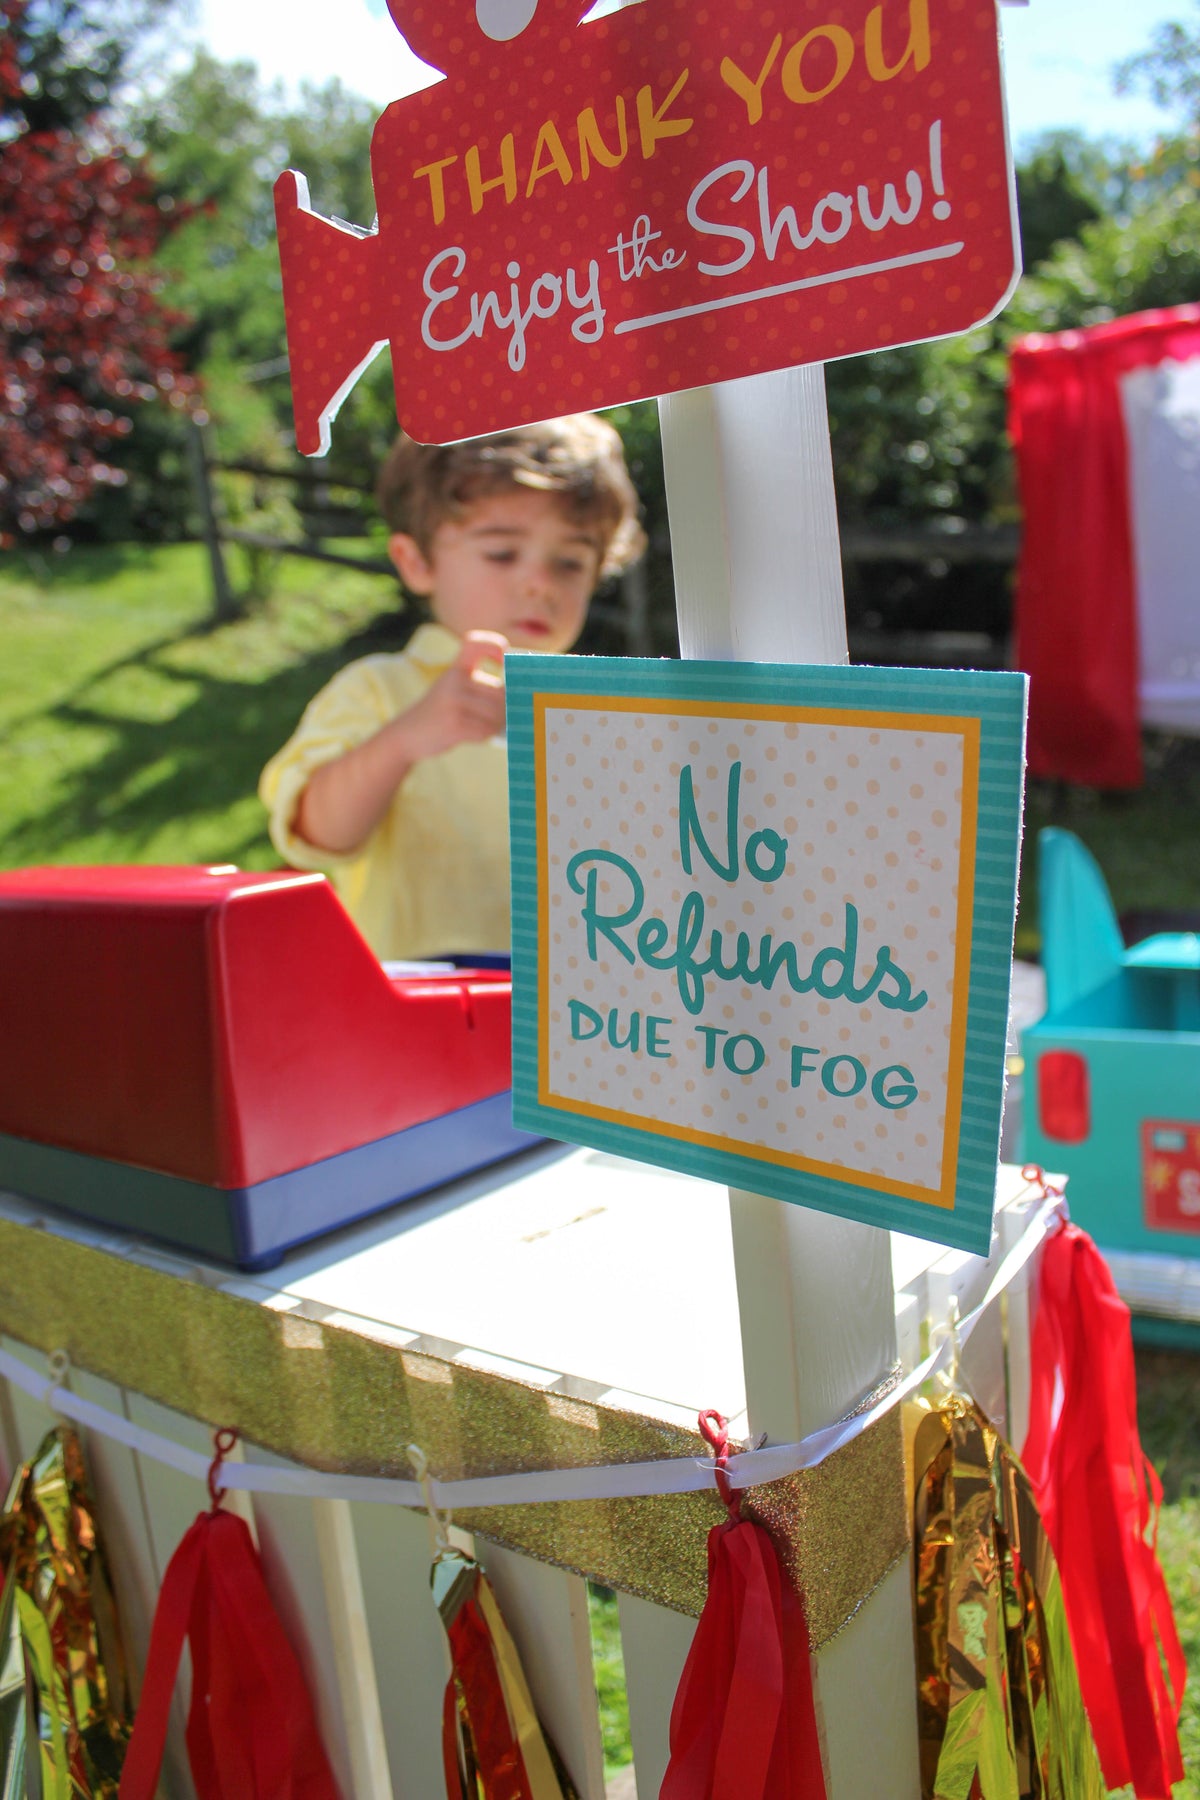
[259,622,511,960]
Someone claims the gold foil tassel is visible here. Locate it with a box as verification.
[434,1548,577,1800]
[0,1425,132,1799]
[910,1392,1103,1800]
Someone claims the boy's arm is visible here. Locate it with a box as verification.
[294,631,507,856]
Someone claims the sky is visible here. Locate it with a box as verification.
[189,0,1184,153]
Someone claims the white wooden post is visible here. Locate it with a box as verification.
[340,1500,456,1799]
[306,1499,395,1799]
[997,1170,1047,1453]
[478,1544,607,1800]
[659,366,921,1799]
[617,1591,695,1798]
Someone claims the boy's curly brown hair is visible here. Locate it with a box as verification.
[375,414,646,581]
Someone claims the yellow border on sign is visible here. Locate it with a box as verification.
[532,692,982,1214]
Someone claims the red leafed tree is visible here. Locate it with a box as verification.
[0,0,195,542]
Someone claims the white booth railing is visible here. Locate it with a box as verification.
[0,1156,1051,1800]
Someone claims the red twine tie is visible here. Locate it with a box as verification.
[659,1412,828,1800]
[206,1425,238,1511]
[697,1409,740,1519]
[1021,1162,1066,1202]
[1022,1222,1186,1799]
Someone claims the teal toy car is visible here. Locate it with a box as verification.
[1020,830,1200,1338]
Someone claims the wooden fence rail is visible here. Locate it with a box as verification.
[187,425,397,621]
[187,425,1019,667]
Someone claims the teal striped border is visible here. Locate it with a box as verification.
[507,657,1027,1255]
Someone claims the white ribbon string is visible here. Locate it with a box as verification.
[0,1191,1065,1511]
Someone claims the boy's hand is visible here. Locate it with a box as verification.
[293,632,508,856]
[404,630,508,758]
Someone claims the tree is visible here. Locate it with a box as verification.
[0,0,195,543]
[1010,16,1200,336]
[135,55,376,417]
[1015,139,1103,270]
[1117,5,1200,124]
[0,4,18,104]
[119,53,391,549]
[3,0,179,134]
[1010,180,1200,334]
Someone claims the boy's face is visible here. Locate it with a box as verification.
[389,488,602,654]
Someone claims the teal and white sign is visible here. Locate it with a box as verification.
[507,657,1027,1253]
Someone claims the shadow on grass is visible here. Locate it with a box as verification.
[0,621,210,749]
[0,609,413,867]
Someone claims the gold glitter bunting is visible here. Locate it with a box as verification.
[909,1392,1104,1800]
[739,1380,909,1649]
[0,1218,906,1644]
[0,1425,133,1799]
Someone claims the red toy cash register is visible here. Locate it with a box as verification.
[0,866,537,1269]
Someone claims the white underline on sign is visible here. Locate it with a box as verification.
[612,241,967,336]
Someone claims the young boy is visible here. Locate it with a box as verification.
[259,414,644,960]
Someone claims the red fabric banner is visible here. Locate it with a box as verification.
[660,1515,828,1800]
[1021,1221,1186,1798]
[1010,305,1200,789]
[118,1507,341,1800]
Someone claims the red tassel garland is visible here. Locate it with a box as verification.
[1021,1221,1186,1800]
[119,1437,340,1800]
[660,1413,828,1800]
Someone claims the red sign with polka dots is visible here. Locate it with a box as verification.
[275,0,1018,451]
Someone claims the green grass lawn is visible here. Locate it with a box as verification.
[587,1584,634,1784]
[1017,736,1200,958]
[1,543,1197,1792]
[1130,1348,1200,1800]
[0,540,409,872]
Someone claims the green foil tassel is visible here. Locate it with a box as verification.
[911,1392,1105,1800]
[0,1426,132,1799]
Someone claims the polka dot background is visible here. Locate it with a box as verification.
[277,0,1019,448]
[540,703,968,1199]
